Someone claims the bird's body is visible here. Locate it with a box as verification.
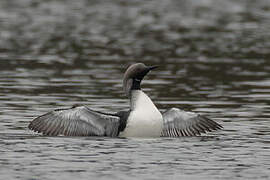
[28,63,222,137]
[119,90,163,137]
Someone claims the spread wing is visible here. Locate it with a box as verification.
[161,108,222,137]
[28,106,120,137]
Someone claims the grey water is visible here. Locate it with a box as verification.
[0,0,270,179]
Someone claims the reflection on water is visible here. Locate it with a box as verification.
[0,0,270,179]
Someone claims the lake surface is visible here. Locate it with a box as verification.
[0,0,270,179]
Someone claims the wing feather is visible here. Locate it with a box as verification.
[162,108,222,137]
[29,106,120,137]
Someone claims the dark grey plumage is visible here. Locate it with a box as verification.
[28,106,128,137]
[161,108,222,137]
[123,63,158,96]
[28,62,223,137]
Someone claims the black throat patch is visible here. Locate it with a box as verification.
[131,78,141,90]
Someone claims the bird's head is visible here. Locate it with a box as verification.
[123,63,158,96]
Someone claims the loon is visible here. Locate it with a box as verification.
[28,63,222,137]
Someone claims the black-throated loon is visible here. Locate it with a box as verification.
[28,63,222,137]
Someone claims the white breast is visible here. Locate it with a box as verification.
[119,90,163,137]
